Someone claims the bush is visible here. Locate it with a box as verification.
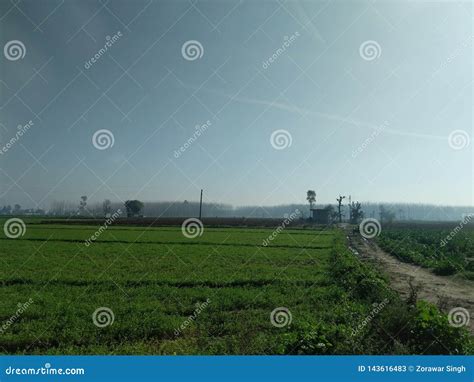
[405,301,471,354]
[461,271,474,281]
[433,261,458,276]
[329,233,473,355]
[281,323,334,355]
[465,261,474,272]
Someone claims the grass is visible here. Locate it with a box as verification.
[0,219,471,354]
[377,225,474,279]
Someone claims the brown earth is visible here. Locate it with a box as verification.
[347,228,474,334]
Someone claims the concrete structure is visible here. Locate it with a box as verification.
[311,208,330,224]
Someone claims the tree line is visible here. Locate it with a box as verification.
[2,196,471,222]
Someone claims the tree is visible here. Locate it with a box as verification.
[103,199,112,217]
[349,202,364,224]
[78,196,87,215]
[336,195,346,223]
[0,205,11,215]
[125,200,144,218]
[306,190,316,212]
[13,204,21,214]
[379,205,395,224]
[398,208,404,221]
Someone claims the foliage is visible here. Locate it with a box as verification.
[124,200,144,217]
[306,190,316,210]
[102,199,112,216]
[379,205,396,224]
[78,196,87,215]
[0,219,471,355]
[404,301,471,354]
[377,225,472,278]
[349,202,364,224]
[328,235,472,354]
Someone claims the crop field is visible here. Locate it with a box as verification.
[377,223,474,280]
[0,219,471,355]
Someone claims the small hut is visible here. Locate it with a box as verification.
[311,208,330,224]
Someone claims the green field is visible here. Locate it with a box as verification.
[377,224,474,280]
[0,220,471,355]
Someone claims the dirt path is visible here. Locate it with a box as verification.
[346,229,474,334]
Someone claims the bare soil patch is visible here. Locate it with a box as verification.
[347,229,474,334]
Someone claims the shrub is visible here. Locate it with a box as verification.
[405,301,472,354]
[281,323,334,355]
[330,233,473,355]
[433,261,458,276]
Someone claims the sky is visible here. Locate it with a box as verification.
[0,0,472,210]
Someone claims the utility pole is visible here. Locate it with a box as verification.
[199,189,203,220]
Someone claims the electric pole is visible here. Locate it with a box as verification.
[199,189,203,220]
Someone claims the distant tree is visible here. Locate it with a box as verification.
[349,202,364,224]
[103,199,112,217]
[13,204,21,214]
[306,190,316,212]
[50,200,73,216]
[398,208,404,221]
[183,200,189,217]
[336,195,346,223]
[379,205,396,224]
[125,200,144,218]
[0,205,11,215]
[78,196,88,215]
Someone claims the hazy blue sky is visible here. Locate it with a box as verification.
[0,0,472,209]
